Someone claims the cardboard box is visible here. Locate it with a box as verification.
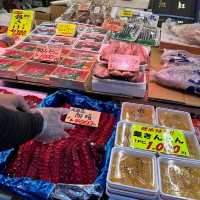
[148,48,200,107]
[50,5,68,20]
[34,7,51,21]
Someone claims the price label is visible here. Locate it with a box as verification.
[33,44,61,63]
[130,124,190,157]
[65,107,101,127]
[56,23,77,37]
[94,7,101,14]
[120,9,133,17]
[7,9,34,37]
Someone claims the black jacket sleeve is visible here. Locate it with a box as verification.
[0,106,44,150]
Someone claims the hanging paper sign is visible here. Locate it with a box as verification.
[56,23,77,37]
[120,9,133,17]
[7,9,34,37]
[33,44,61,63]
[130,124,190,157]
[65,107,101,127]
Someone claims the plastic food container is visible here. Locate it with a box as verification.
[156,107,195,133]
[23,35,52,44]
[14,42,37,52]
[17,62,56,84]
[79,33,105,43]
[48,36,77,47]
[2,49,33,60]
[158,156,200,200]
[32,26,55,35]
[121,102,155,125]
[107,147,158,196]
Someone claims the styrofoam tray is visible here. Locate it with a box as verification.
[156,107,195,133]
[107,184,158,200]
[107,147,158,196]
[158,156,200,200]
[120,102,156,124]
[92,74,146,98]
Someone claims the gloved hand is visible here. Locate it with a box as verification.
[0,94,30,112]
[32,107,75,143]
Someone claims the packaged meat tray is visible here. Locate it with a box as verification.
[32,26,55,36]
[67,50,97,61]
[74,40,102,52]
[61,58,94,71]
[156,107,195,133]
[158,156,200,200]
[192,119,200,143]
[128,123,200,160]
[99,41,149,65]
[0,57,26,79]
[121,102,155,125]
[79,33,105,43]
[48,36,77,46]
[86,26,107,34]
[49,66,91,89]
[14,42,37,52]
[92,73,146,98]
[17,62,56,84]
[61,48,71,57]
[107,147,158,195]
[24,35,51,44]
[2,49,33,60]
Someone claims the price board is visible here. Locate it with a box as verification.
[120,9,133,17]
[56,23,77,37]
[7,9,34,37]
[65,107,101,127]
[33,44,62,63]
[130,124,190,157]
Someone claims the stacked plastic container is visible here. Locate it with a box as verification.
[106,102,200,200]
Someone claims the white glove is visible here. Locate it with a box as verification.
[32,108,75,143]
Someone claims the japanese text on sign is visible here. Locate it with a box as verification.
[65,107,101,127]
[7,9,34,37]
[33,44,62,63]
[130,124,190,157]
[56,23,77,37]
[120,9,133,17]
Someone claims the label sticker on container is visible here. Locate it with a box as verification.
[130,124,190,157]
[34,44,61,63]
[56,23,77,37]
[7,9,34,37]
[65,107,101,127]
[94,7,101,14]
[120,9,133,17]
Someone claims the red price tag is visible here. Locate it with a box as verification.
[65,107,101,127]
[33,44,61,63]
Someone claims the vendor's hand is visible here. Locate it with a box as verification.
[32,108,75,143]
[0,94,30,112]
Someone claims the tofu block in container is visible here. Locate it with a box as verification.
[0,57,26,79]
[92,73,146,98]
[121,102,155,125]
[17,62,57,85]
[158,156,200,200]
[156,107,195,133]
[107,147,158,196]
[49,66,91,90]
[107,184,158,200]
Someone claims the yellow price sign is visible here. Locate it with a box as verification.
[56,23,77,37]
[7,9,34,38]
[130,124,190,157]
[120,9,133,17]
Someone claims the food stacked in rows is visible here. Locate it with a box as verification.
[0,23,108,89]
[106,102,200,200]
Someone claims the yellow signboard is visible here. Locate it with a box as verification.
[120,9,133,17]
[56,23,77,37]
[7,9,34,37]
[130,124,190,157]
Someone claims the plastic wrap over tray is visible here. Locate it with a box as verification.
[0,90,120,200]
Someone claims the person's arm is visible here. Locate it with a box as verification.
[0,106,43,150]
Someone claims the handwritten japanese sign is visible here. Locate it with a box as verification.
[7,10,34,37]
[33,44,61,63]
[130,124,190,157]
[65,107,101,127]
[120,9,133,17]
[56,23,77,37]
